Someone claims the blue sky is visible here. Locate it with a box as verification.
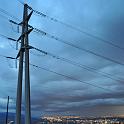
[0,0,124,118]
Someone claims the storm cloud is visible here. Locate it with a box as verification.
[0,0,124,118]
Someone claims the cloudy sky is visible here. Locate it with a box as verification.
[0,0,124,118]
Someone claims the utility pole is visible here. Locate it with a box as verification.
[6,96,9,124]
[15,3,25,124]
[15,3,33,124]
[24,4,32,124]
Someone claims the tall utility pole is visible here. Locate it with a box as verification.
[24,4,32,124]
[6,96,9,124]
[15,3,25,124]
[15,3,33,124]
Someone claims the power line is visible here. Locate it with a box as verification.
[0,33,19,50]
[27,5,124,51]
[1,6,124,53]
[1,15,124,79]
[0,9,124,83]
[0,3,120,117]
[0,13,10,20]
[30,63,113,93]
[5,19,124,68]
[1,33,123,83]
[31,46,124,83]
[0,33,17,41]
[0,11,35,35]
[0,33,17,49]
[8,19,124,67]
[34,28,124,66]
[0,13,20,33]
[0,10,124,66]
[0,7,20,21]
[0,54,113,93]
[17,0,24,5]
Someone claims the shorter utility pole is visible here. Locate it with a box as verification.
[6,96,9,124]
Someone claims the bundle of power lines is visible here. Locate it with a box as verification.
[0,1,123,93]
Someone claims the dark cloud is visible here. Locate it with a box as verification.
[0,0,124,117]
